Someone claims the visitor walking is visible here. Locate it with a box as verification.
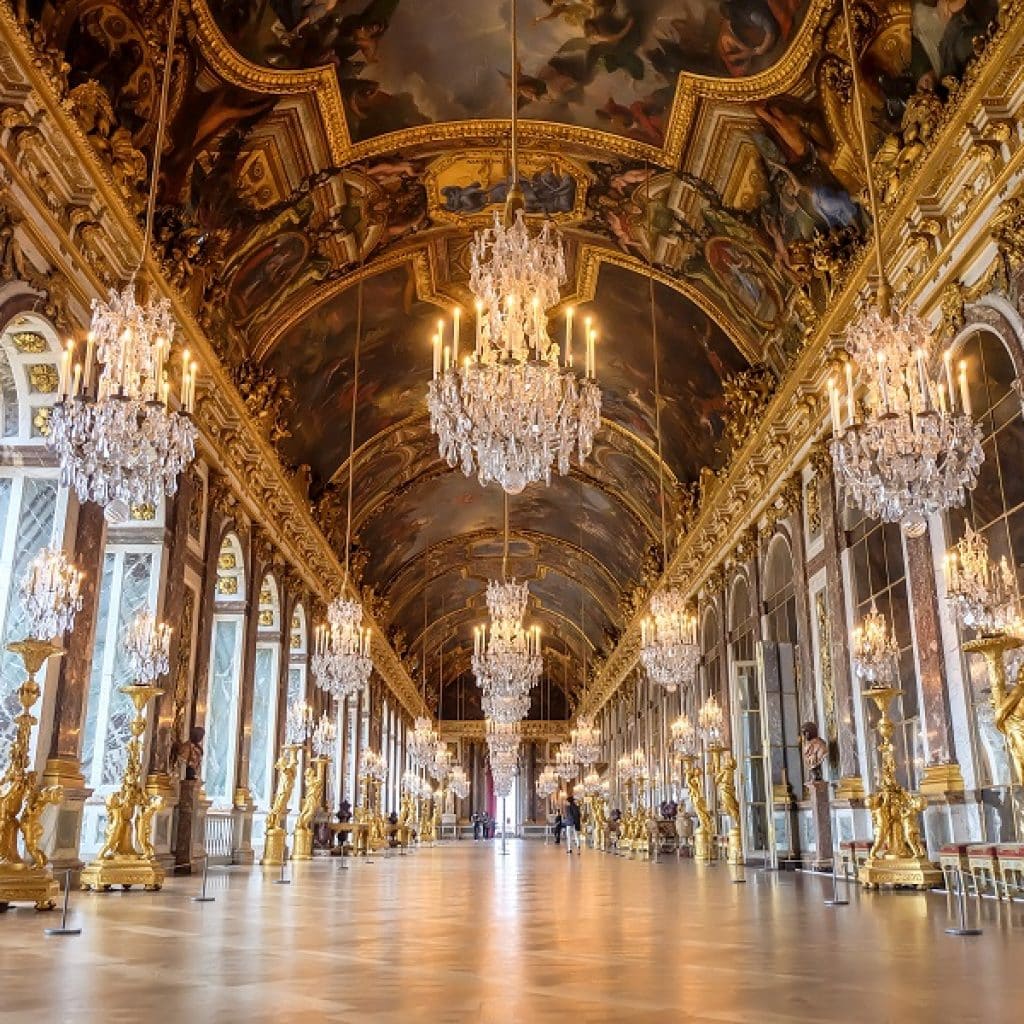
[552,810,564,844]
[564,795,582,854]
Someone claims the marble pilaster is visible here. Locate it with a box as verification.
[42,499,106,873]
[814,456,862,794]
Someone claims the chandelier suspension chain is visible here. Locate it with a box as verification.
[646,163,669,569]
[510,0,518,189]
[138,0,182,275]
[342,275,364,585]
[840,0,887,300]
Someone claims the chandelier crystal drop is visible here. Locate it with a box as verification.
[19,546,84,640]
[312,597,372,700]
[569,716,600,767]
[640,588,699,692]
[828,302,983,535]
[122,609,172,685]
[852,601,901,688]
[944,524,1020,635]
[48,286,199,520]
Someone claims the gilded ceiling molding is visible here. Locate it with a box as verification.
[190,0,832,169]
[576,5,1024,720]
[0,5,428,722]
[572,245,759,364]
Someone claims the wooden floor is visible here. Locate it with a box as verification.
[1,841,1022,1023]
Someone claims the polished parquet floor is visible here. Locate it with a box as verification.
[1,841,1023,1023]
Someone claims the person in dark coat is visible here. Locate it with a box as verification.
[553,810,564,844]
[564,796,582,854]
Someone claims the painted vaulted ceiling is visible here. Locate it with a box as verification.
[22,0,997,715]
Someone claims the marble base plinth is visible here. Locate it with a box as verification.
[292,827,313,861]
[694,830,716,863]
[260,828,287,866]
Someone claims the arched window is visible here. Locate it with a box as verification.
[700,605,721,715]
[947,327,1024,788]
[763,534,797,643]
[204,533,246,807]
[250,574,281,810]
[0,314,70,756]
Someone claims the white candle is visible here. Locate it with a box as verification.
[72,363,82,398]
[845,361,855,426]
[565,307,574,368]
[876,351,889,413]
[83,332,95,392]
[944,349,956,413]
[828,378,839,437]
[453,307,460,365]
[915,347,928,408]
[475,300,483,357]
[59,342,73,399]
[959,361,971,417]
[432,333,441,378]
[189,362,198,412]
[443,345,451,373]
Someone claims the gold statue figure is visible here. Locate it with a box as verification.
[682,754,715,863]
[293,756,327,861]
[995,665,1024,785]
[712,749,744,865]
[261,744,301,865]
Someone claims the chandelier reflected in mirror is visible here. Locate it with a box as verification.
[944,524,1020,636]
[312,597,372,700]
[641,589,699,693]
[569,717,600,767]
[407,716,438,769]
[852,601,900,688]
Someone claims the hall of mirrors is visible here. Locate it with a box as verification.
[2,0,1024,1019]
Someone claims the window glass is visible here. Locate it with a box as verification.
[205,617,243,804]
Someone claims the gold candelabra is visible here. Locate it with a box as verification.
[260,743,300,866]
[858,687,941,889]
[709,745,743,865]
[0,638,65,911]
[681,753,715,863]
[81,684,166,892]
[964,633,1024,790]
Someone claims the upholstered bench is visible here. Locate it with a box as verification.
[938,843,971,891]
[995,844,1024,899]
[966,844,1000,896]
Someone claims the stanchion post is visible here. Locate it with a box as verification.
[945,867,982,937]
[192,854,214,903]
[824,857,849,906]
[273,855,291,885]
[43,870,81,937]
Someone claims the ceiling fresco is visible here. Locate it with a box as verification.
[209,0,816,146]
[17,0,1000,717]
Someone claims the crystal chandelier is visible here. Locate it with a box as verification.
[407,715,438,768]
[312,713,337,757]
[670,714,697,757]
[473,578,542,706]
[481,689,532,724]
[359,748,387,783]
[449,765,470,801]
[826,0,981,534]
[617,746,648,785]
[19,546,83,640]
[429,740,453,781]
[487,718,519,798]
[944,524,1019,635]
[48,0,196,523]
[698,694,724,747]
[535,764,558,800]
[569,716,600,767]
[852,602,900,688]
[312,597,372,700]
[580,771,603,797]
[554,744,577,779]
[425,2,600,495]
[285,699,314,745]
[641,589,699,692]
[122,609,172,685]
